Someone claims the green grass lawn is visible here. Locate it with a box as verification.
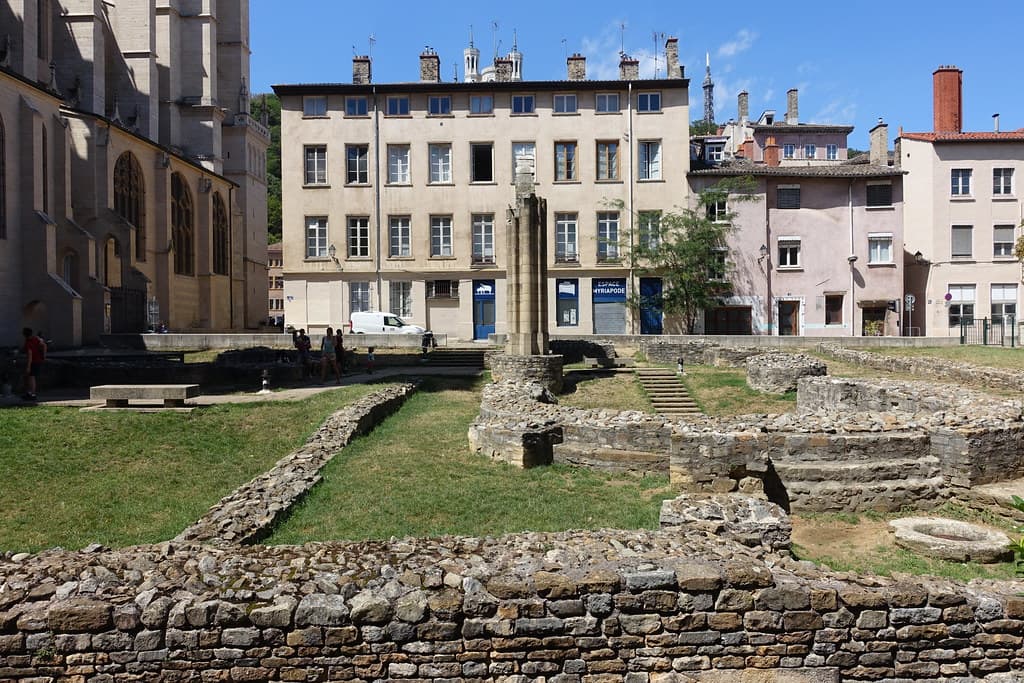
[559,371,653,413]
[682,365,797,416]
[0,384,382,553]
[864,345,1024,370]
[266,377,674,544]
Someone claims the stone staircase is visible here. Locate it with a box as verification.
[424,348,487,368]
[635,368,701,416]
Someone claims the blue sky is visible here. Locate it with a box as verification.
[251,1,1022,148]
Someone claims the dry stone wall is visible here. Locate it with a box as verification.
[818,343,1024,388]
[746,354,827,395]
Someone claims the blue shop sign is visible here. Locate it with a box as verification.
[592,278,627,303]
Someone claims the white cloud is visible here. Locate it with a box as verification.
[813,98,857,125]
[716,29,757,59]
[581,22,675,80]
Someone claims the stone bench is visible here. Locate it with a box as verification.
[90,384,201,408]
[582,356,635,369]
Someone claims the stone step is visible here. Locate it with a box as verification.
[634,369,702,417]
[774,457,941,483]
[784,476,946,513]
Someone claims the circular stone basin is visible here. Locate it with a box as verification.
[889,517,1012,563]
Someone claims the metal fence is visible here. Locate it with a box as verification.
[959,316,1018,347]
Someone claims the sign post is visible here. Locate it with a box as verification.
[904,294,916,336]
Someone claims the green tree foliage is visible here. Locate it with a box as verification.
[628,177,756,333]
[689,118,719,136]
[254,93,282,242]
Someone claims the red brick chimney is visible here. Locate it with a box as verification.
[933,66,963,133]
[740,137,754,160]
[763,136,780,167]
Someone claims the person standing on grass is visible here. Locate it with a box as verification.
[320,327,341,384]
[21,327,46,401]
[295,328,312,379]
[334,325,346,374]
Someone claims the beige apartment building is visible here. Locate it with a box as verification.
[274,41,689,340]
[900,67,1024,338]
[267,242,283,324]
[0,0,269,348]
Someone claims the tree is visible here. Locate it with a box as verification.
[627,177,756,333]
[254,93,282,241]
[689,118,719,136]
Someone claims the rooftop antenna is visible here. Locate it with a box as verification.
[512,28,518,52]
[491,20,499,59]
[619,22,626,55]
[368,34,376,59]
[652,31,665,78]
[561,37,567,59]
[469,24,474,48]
[452,63,458,82]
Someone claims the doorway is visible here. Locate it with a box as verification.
[639,277,663,335]
[777,300,800,336]
[472,280,496,340]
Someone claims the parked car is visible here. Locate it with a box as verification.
[349,311,426,335]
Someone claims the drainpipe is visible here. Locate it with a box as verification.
[627,81,636,334]
[228,184,234,328]
[849,180,856,337]
[372,85,383,310]
[765,190,772,335]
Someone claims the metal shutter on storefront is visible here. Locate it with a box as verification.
[593,301,626,334]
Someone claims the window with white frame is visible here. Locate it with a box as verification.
[951,168,972,196]
[386,96,410,116]
[555,141,577,181]
[994,224,1016,258]
[387,145,410,184]
[706,199,727,223]
[826,144,838,160]
[554,94,578,114]
[347,217,369,258]
[471,143,494,182]
[428,144,452,183]
[596,141,619,181]
[868,232,893,264]
[804,144,816,160]
[777,237,801,268]
[428,95,451,115]
[637,92,661,112]
[511,141,535,177]
[305,216,328,258]
[472,214,495,264]
[638,211,660,250]
[638,141,662,180]
[304,145,327,185]
[866,183,893,207]
[783,144,795,159]
[511,95,535,114]
[951,225,973,259]
[346,145,369,184]
[303,96,327,117]
[947,284,975,326]
[430,216,453,256]
[390,281,413,317]
[470,94,493,114]
[555,279,579,326]
[991,284,1017,323]
[706,143,725,162]
[345,96,368,116]
[597,212,620,262]
[389,216,411,257]
[595,93,619,113]
[350,282,371,313]
[708,248,727,281]
[555,213,578,262]
[994,168,1014,196]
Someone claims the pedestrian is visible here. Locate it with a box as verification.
[366,346,375,374]
[295,328,312,378]
[320,327,341,384]
[21,327,46,401]
[334,325,346,374]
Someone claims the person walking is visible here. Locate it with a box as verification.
[334,325,346,374]
[320,327,341,384]
[295,328,312,379]
[21,327,46,401]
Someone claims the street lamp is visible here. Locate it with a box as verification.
[758,244,768,263]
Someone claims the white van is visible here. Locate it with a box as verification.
[349,311,426,335]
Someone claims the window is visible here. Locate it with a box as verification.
[994,168,1014,196]
[708,248,727,281]
[387,145,410,184]
[866,183,893,207]
[512,142,536,177]
[596,141,619,181]
[511,95,534,114]
[951,225,973,259]
[994,225,1015,258]
[41,125,47,213]
[347,217,369,258]
[706,199,727,223]
[638,211,660,250]
[555,142,577,181]
[429,144,452,183]
[777,186,801,209]
[638,141,661,180]
[556,279,579,326]
[825,294,844,325]
[596,93,619,113]
[171,173,194,275]
[826,144,838,161]
[390,282,413,317]
[113,152,146,261]
[427,280,459,299]
[350,282,371,313]
[305,216,328,259]
[0,114,5,239]
[345,97,368,116]
[804,144,816,160]
[555,213,578,263]
[597,212,619,262]
[948,285,975,326]
[428,95,451,115]
[304,145,327,185]
[778,237,801,268]
[471,143,494,182]
[212,193,229,275]
[868,233,893,264]
[637,92,661,112]
[389,216,411,257]
[470,95,493,115]
[951,168,972,196]
[554,94,578,114]
[991,284,1017,323]
[783,144,795,159]
[430,216,453,256]
[346,145,369,184]
[303,96,327,117]
[472,214,495,264]
[386,96,410,116]
[706,143,724,162]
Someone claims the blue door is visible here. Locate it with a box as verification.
[473,280,496,340]
[639,277,664,335]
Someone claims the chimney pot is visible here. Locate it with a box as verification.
[993,113,1000,133]
[619,54,639,80]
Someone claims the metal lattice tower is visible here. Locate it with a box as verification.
[703,52,715,125]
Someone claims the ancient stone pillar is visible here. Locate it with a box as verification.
[505,159,549,356]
